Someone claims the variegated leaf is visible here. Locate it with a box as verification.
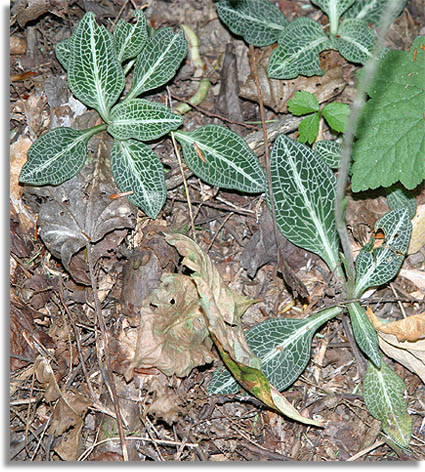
[108,99,183,141]
[355,208,412,297]
[126,27,187,100]
[110,139,167,218]
[267,18,333,79]
[67,12,125,121]
[270,134,340,271]
[174,125,267,194]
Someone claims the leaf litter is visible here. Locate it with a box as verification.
[9,0,425,462]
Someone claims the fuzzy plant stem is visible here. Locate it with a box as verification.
[335,0,404,291]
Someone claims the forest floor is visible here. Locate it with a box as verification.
[10,0,425,462]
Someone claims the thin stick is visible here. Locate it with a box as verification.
[207,211,234,252]
[335,0,405,289]
[170,130,196,238]
[78,436,199,461]
[57,278,96,401]
[347,440,385,461]
[86,243,129,461]
[248,45,308,298]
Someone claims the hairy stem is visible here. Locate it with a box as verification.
[335,0,404,291]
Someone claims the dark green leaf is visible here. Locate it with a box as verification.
[127,28,187,100]
[67,12,125,121]
[343,0,407,25]
[174,125,267,193]
[363,358,412,447]
[113,9,147,63]
[209,307,341,394]
[110,139,167,218]
[386,184,417,219]
[268,18,332,79]
[355,208,412,297]
[347,302,380,367]
[332,18,376,64]
[311,0,355,34]
[215,0,288,47]
[270,134,340,271]
[108,99,183,141]
[313,140,342,169]
[19,127,101,186]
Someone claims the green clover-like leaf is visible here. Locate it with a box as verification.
[108,99,183,141]
[67,12,125,121]
[110,139,167,219]
[215,0,288,47]
[19,126,103,186]
[287,90,320,115]
[298,112,320,144]
[268,18,333,79]
[126,27,187,100]
[321,101,350,133]
[174,125,267,194]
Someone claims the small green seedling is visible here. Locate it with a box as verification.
[287,90,350,144]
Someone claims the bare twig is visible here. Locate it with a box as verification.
[170,130,196,239]
[85,243,129,461]
[57,278,96,401]
[248,45,308,298]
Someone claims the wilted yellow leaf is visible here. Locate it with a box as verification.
[408,204,425,254]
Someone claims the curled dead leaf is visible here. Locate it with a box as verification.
[129,273,214,378]
[366,307,425,383]
[50,391,91,461]
[366,307,425,342]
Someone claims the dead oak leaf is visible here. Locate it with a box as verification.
[366,307,425,342]
[366,307,425,384]
[130,273,213,378]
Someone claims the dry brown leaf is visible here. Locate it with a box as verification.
[376,333,425,384]
[408,204,425,254]
[129,273,214,378]
[399,268,425,292]
[10,35,27,54]
[10,136,31,201]
[146,376,182,425]
[50,391,91,461]
[240,49,346,113]
[366,307,425,342]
